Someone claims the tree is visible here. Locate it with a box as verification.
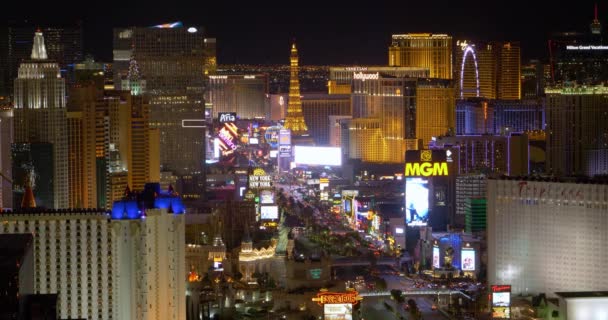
[390,289,405,304]
[407,299,422,320]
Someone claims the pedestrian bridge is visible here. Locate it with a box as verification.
[360,290,472,300]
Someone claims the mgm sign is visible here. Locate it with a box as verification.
[404,150,449,177]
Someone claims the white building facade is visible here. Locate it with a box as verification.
[0,208,185,320]
[487,179,608,296]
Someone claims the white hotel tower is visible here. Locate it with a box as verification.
[0,193,186,320]
[13,31,68,208]
[487,178,608,296]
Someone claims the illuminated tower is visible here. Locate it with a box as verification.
[591,3,601,35]
[283,43,309,135]
[389,34,453,79]
[13,31,68,209]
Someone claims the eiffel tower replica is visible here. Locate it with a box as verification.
[283,42,314,145]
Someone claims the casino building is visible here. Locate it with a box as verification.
[404,150,456,229]
[0,183,186,320]
[487,177,608,297]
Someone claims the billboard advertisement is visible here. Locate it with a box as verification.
[324,304,353,320]
[432,246,440,268]
[264,126,281,149]
[405,177,429,226]
[260,205,279,220]
[294,146,342,166]
[260,190,275,204]
[491,285,511,319]
[461,248,475,271]
[217,122,239,156]
[279,129,291,145]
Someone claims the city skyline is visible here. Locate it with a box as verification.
[5,0,605,65]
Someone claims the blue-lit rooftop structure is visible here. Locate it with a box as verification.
[111,183,185,220]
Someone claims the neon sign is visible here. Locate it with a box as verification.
[312,290,362,306]
[566,45,608,50]
[405,162,449,177]
[353,72,379,81]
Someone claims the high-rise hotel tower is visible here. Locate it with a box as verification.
[389,34,453,79]
[12,31,68,209]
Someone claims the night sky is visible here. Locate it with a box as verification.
[6,0,604,65]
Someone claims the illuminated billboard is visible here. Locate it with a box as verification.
[260,205,279,220]
[260,190,275,204]
[461,248,475,271]
[279,129,291,145]
[405,177,429,226]
[432,246,440,268]
[324,304,353,320]
[217,122,239,155]
[404,150,449,177]
[264,126,281,149]
[249,168,272,189]
[294,146,342,166]
[491,285,511,319]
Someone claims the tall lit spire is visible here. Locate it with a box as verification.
[30,30,48,60]
[591,3,602,34]
[283,41,309,135]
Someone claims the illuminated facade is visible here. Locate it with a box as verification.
[415,79,455,147]
[113,24,215,175]
[68,86,159,208]
[456,99,493,135]
[348,118,383,162]
[492,99,544,134]
[432,134,529,176]
[389,34,452,79]
[0,107,12,208]
[238,231,278,282]
[283,43,309,135]
[548,27,608,85]
[0,23,83,96]
[0,205,185,320]
[487,178,608,296]
[328,66,429,94]
[328,115,352,149]
[350,75,417,163]
[456,41,521,100]
[545,86,608,176]
[301,94,351,145]
[13,31,68,209]
[206,74,269,119]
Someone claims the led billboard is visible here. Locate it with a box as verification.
[432,246,440,268]
[260,190,275,204]
[260,205,279,220]
[324,304,353,320]
[461,248,475,271]
[294,146,342,166]
[491,285,511,319]
[279,129,291,145]
[405,177,429,226]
